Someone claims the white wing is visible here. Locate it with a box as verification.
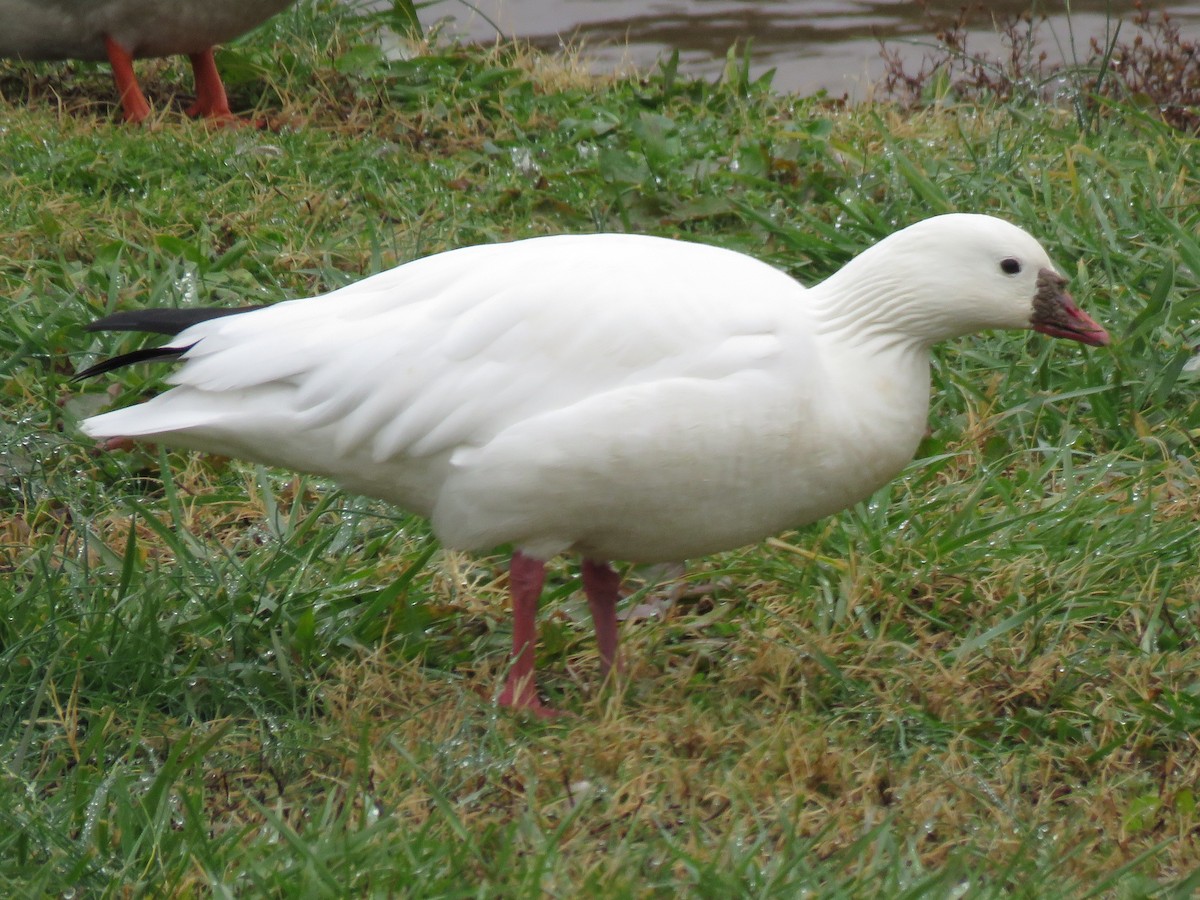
[84,233,818,555]
[88,234,806,452]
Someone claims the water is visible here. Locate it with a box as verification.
[415,0,1200,95]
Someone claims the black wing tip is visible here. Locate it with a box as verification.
[72,344,194,382]
[85,305,263,336]
[76,304,262,382]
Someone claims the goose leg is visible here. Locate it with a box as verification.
[185,49,234,120]
[498,551,559,717]
[103,36,151,123]
[582,559,622,677]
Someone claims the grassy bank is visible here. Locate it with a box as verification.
[2,2,1199,895]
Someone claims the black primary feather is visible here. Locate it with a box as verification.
[72,344,196,381]
[75,305,262,381]
[85,305,263,335]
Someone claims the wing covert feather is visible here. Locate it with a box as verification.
[156,235,809,460]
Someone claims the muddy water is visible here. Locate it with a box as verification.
[415,0,1200,95]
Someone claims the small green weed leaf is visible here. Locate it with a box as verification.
[382,0,423,39]
[335,43,388,76]
[667,196,737,224]
[153,236,206,266]
[598,148,650,187]
[1123,793,1162,834]
[1176,788,1197,818]
[657,49,681,99]
[561,116,618,139]
[631,112,682,168]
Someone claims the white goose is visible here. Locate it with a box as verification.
[0,0,294,122]
[77,214,1110,716]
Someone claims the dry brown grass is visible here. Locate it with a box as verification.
[877,2,1200,133]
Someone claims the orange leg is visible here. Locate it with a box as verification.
[103,35,151,123]
[185,49,235,120]
[497,551,561,718]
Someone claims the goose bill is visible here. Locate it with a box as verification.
[1031,268,1111,346]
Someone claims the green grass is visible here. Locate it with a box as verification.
[2,1,1200,895]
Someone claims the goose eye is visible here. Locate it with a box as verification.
[1000,258,1022,275]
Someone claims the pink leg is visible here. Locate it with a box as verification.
[582,559,622,677]
[186,49,235,120]
[497,552,559,718]
[103,36,152,123]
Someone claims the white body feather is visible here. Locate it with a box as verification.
[83,216,1065,562]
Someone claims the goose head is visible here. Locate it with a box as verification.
[812,214,1111,350]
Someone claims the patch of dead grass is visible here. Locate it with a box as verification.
[153,616,1200,884]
